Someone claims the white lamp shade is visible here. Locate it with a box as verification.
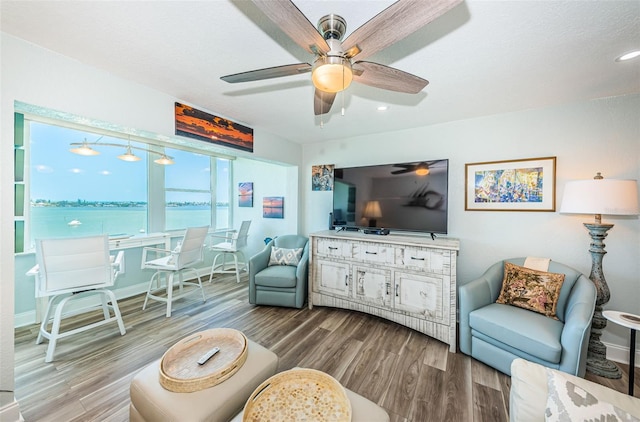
[560,179,639,215]
[363,200,383,218]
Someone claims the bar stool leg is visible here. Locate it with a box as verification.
[630,329,636,396]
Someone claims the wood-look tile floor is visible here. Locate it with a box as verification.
[13,274,638,421]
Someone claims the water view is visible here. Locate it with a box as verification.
[29,205,228,249]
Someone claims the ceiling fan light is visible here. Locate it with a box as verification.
[312,56,353,93]
[415,168,430,176]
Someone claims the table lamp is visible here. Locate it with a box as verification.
[363,200,382,227]
[560,172,639,378]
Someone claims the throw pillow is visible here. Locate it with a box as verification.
[545,368,639,421]
[496,262,565,319]
[268,247,303,267]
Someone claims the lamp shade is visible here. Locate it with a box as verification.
[363,200,383,219]
[69,140,100,156]
[560,178,639,216]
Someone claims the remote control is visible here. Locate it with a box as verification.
[197,347,220,365]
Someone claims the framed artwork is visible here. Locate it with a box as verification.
[263,197,284,219]
[238,182,253,207]
[311,164,334,191]
[175,102,254,152]
[465,156,556,211]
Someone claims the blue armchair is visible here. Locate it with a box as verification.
[459,258,596,377]
[249,235,309,309]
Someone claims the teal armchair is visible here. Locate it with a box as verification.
[249,235,309,309]
[459,258,596,377]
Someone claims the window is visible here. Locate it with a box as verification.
[164,148,229,231]
[17,117,232,251]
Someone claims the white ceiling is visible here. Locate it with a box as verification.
[2,1,639,145]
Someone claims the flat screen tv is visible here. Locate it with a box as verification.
[332,159,449,235]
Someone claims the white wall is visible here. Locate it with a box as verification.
[302,94,640,351]
[2,31,639,419]
[233,157,299,257]
[0,33,302,419]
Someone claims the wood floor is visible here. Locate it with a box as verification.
[13,274,638,422]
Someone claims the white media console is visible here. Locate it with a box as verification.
[309,230,460,353]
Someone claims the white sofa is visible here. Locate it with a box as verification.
[510,358,640,421]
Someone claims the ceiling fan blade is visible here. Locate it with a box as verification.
[221,63,311,83]
[391,169,413,175]
[252,0,330,55]
[314,90,336,115]
[342,0,463,61]
[353,61,428,93]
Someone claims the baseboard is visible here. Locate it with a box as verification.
[605,340,640,368]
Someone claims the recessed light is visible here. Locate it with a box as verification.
[377,105,388,111]
[615,50,640,62]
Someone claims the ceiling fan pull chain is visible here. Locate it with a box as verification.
[341,63,346,116]
[320,90,325,128]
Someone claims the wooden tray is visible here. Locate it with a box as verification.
[243,368,351,421]
[159,328,247,393]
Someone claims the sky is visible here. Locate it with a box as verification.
[29,121,228,202]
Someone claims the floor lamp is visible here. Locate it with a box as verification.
[560,172,639,378]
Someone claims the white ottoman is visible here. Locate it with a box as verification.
[130,339,278,422]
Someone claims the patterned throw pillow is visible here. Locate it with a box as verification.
[496,262,565,319]
[268,247,303,267]
[545,368,639,421]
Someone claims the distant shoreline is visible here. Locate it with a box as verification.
[31,201,228,208]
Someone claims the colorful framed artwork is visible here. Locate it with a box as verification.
[238,182,253,207]
[311,164,334,191]
[175,102,254,152]
[263,197,284,219]
[465,156,556,211]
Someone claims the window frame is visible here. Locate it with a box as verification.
[15,113,233,252]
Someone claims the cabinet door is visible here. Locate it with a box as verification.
[352,265,391,306]
[313,259,350,297]
[393,272,446,323]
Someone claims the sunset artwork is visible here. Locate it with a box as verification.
[263,197,284,219]
[239,182,253,208]
[175,102,254,152]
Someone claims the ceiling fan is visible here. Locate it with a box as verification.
[221,0,462,115]
[391,160,443,175]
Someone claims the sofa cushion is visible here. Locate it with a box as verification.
[511,359,640,422]
[254,265,297,288]
[268,247,303,267]
[545,368,637,421]
[470,303,564,363]
[497,262,565,320]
